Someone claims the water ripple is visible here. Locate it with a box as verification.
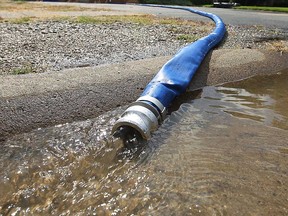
[1,71,288,215]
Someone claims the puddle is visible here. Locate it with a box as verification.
[0,70,288,215]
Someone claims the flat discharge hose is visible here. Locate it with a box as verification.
[112,5,226,139]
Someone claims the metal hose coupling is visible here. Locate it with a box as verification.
[112,96,167,139]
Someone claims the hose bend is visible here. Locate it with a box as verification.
[112,5,226,139]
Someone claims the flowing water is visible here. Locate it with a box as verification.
[1,70,288,215]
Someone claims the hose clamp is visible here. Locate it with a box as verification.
[137,96,167,121]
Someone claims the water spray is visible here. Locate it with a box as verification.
[112,5,226,139]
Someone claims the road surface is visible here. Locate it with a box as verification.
[44,2,288,29]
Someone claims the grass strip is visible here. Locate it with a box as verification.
[0,14,189,25]
[74,15,201,26]
[1,14,203,26]
[234,6,288,13]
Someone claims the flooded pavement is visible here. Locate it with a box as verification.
[0,69,288,215]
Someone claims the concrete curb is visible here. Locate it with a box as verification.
[1,49,287,138]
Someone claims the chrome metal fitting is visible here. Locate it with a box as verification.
[137,96,167,120]
[112,98,165,140]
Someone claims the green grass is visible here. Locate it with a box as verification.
[202,4,213,7]
[176,34,199,42]
[74,15,199,26]
[9,17,32,24]
[12,65,34,75]
[139,0,193,6]
[75,15,155,25]
[235,6,288,13]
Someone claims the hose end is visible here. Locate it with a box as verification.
[112,100,164,140]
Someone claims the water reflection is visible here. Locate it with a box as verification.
[201,85,284,129]
[223,72,288,130]
[0,70,288,215]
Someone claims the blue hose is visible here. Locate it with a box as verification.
[112,5,226,139]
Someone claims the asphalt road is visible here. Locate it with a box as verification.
[44,2,288,29]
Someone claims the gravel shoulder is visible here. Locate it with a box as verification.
[0,20,287,75]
